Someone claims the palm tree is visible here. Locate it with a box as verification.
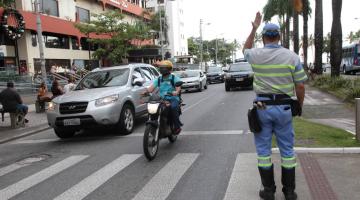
[254,33,262,48]
[0,0,15,8]
[293,0,300,54]
[302,0,312,70]
[330,0,342,77]
[314,0,323,74]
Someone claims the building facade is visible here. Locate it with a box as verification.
[0,0,149,76]
[146,0,188,59]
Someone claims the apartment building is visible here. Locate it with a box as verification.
[145,0,188,59]
[0,0,149,75]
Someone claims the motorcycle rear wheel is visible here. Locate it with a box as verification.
[168,134,177,143]
[143,124,159,161]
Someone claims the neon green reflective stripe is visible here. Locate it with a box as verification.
[252,64,296,71]
[281,157,297,168]
[294,69,305,75]
[255,72,292,77]
[295,75,308,82]
[258,156,272,167]
[272,83,294,89]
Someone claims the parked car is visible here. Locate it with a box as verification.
[206,67,225,84]
[224,62,254,91]
[173,70,207,92]
[47,64,160,138]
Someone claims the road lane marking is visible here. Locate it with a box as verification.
[132,153,199,200]
[54,154,141,200]
[0,156,46,177]
[10,138,60,145]
[0,155,88,200]
[8,130,246,145]
[223,153,260,200]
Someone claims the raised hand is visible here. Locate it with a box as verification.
[252,12,262,30]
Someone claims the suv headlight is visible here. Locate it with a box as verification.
[48,102,57,111]
[95,94,119,107]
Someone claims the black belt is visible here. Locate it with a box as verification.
[257,94,290,101]
[256,94,293,105]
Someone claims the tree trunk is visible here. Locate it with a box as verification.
[293,11,299,54]
[330,0,342,77]
[302,0,309,70]
[315,0,323,74]
[285,14,290,49]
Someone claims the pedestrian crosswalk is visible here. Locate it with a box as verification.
[0,153,312,200]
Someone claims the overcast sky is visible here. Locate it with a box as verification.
[183,0,360,44]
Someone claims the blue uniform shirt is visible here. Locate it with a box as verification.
[153,74,181,101]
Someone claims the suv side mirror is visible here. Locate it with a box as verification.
[175,81,183,87]
[223,69,228,73]
[133,77,144,87]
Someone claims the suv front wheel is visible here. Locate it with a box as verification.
[115,104,135,135]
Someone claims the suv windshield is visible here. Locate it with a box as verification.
[229,63,252,72]
[208,67,222,73]
[174,71,199,78]
[76,68,130,90]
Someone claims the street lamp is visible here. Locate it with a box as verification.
[199,19,210,70]
[158,0,176,60]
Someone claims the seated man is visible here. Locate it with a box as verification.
[0,82,29,123]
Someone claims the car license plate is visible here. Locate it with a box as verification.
[63,118,81,126]
[236,78,244,81]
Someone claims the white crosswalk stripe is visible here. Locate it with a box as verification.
[54,154,141,200]
[131,153,199,200]
[223,153,260,200]
[0,155,88,200]
[0,156,46,177]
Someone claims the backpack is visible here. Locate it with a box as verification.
[157,74,175,88]
[157,74,182,100]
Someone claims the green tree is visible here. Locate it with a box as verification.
[314,0,323,74]
[330,0,342,77]
[75,11,147,65]
[323,32,331,62]
[0,0,15,8]
[148,10,169,46]
[347,30,360,44]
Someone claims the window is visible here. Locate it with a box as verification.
[76,69,130,90]
[71,37,80,50]
[0,30,15,46]
[43,33,70,49]
[31,33,37,47]
[40,0,59,17]
[76,7,90,23]
[80,38,98,51]
[141,67,155,81]
[150,67,160,77]
[132,68,143,80]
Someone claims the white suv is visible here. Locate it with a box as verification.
[47,64,159,138]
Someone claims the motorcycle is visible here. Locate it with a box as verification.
[143,82,183,161]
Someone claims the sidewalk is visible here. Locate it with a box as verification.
[0,104,50,144]
[303,86,355,134]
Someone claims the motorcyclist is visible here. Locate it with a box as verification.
[144,60,183,135]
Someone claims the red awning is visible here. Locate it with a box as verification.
[0,8,109,40]
[0,8,152,45]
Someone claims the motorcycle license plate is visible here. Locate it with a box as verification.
[63,118,81,126]
[236,78,244,81]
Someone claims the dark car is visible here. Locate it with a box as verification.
[224,62,254,91]
[206,67,225,84]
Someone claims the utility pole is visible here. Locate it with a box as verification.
[34,0,47,82]
[215,38,218,65]
[159,2,164,60]
[199,19,203,70]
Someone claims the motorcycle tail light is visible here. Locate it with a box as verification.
[148,103,160,114]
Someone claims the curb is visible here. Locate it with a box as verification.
[0,125,51,144]
[272,147,360,154]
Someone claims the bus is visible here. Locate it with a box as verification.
[341,43,360,75]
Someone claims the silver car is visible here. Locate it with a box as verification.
[174,70,207,92]
[47,64,159,138]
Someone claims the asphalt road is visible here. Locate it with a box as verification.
[0,83,311,200]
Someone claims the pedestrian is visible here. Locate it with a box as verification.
[51,80,64,99]
[64,77,76,93]
[243,12,307,200]
[0,82,29,123]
